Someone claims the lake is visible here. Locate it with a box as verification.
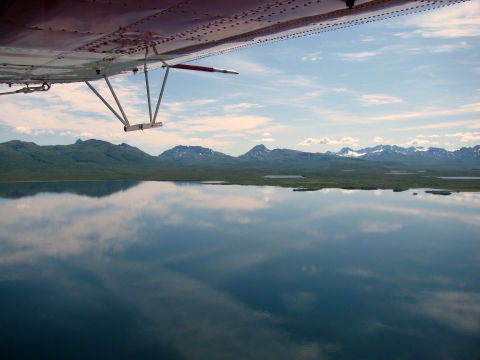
[0,181,479,360]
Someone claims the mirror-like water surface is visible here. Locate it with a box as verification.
[0,181,479,360]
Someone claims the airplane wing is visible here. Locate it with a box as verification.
[0,0,462,85]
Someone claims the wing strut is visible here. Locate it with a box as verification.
[85,56,238,132]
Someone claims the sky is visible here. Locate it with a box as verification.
[0,1,479,156]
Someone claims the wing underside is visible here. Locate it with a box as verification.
[0,0,466,85]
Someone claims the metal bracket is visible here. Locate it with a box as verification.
[0,82,51,96]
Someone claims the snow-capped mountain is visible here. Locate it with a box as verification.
[326,144,420,157]
[158,145,235,164]
[238,144,271,159]
[325,144,480,165]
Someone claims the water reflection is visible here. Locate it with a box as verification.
[0,182,479,359]
[0,180,140,199]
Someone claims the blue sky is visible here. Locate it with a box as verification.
[1,1,479,156]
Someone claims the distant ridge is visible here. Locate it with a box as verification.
[239,144,333,164]
[239,144,271,159]
[326,144,480,166]
[1,140,479,178]
[158,145,235,165]
[326,144,418,157]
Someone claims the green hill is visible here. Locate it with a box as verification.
[1,139,479,191]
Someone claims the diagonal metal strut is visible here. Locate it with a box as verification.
[84,53,237,132]
[85,80,127,127]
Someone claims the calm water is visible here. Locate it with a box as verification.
[0,181,479,360]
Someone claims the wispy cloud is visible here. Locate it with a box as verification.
[224,103,263,112]
[164,99,217,112]
[360,221,402,233]
[304,90,322,98]
[338,51,381,61]
[216,57,281,75]
[191,99,217,106]
[430,42,471,53]
[301,52,323,61]
[412,291,480,333]
[359,94,403,106]
[404,139,437,146]
[255,138,276,142]
[297,136,358,146]
[445,132,480,142]
[362,102,480,123]
[402,1,480,38]
[359,36,377,42]
[168,115,272,134]
[390,119,480,132]
[373,137,383,143]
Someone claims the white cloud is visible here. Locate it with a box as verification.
[430,42,471,53]
[297,136,359,146]
[304,90,322,98]
[78,132,94,138]
[360,102,480,123]
[224,103,263,112]
[338,51,381,61]
[359,94,403,106]
[445,132,480,142]
[36,130,55,135]
[11,127,55,136]
[262,132,270,136]
[191,99,217,106]
[12,126,32,134]
[168,115,271,134]
[403,1,480,38]
[373,137,383,143]
[255,138,276,142]
[301,52,323,61]
[360,36,376,42]
[404,139,432,146]
[163,102,186,112]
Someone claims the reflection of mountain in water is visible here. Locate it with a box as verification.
[0,180,140,199]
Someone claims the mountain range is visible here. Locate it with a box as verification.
[325,144,480,166]
[1,139,479,174]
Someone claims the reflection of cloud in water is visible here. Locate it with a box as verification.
[360,320,424,338]
[411,291,480,333]
[360,221,402,233]
[1,182,479,358]
[224,213,255,224]
[340,189,359,195]
[340,266,375,278]
[95,264,329,360]
[282,292,317,313]
[0,182,271,264]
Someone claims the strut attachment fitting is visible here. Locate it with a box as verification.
[85,56,238,132]
[0,82,51,96]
